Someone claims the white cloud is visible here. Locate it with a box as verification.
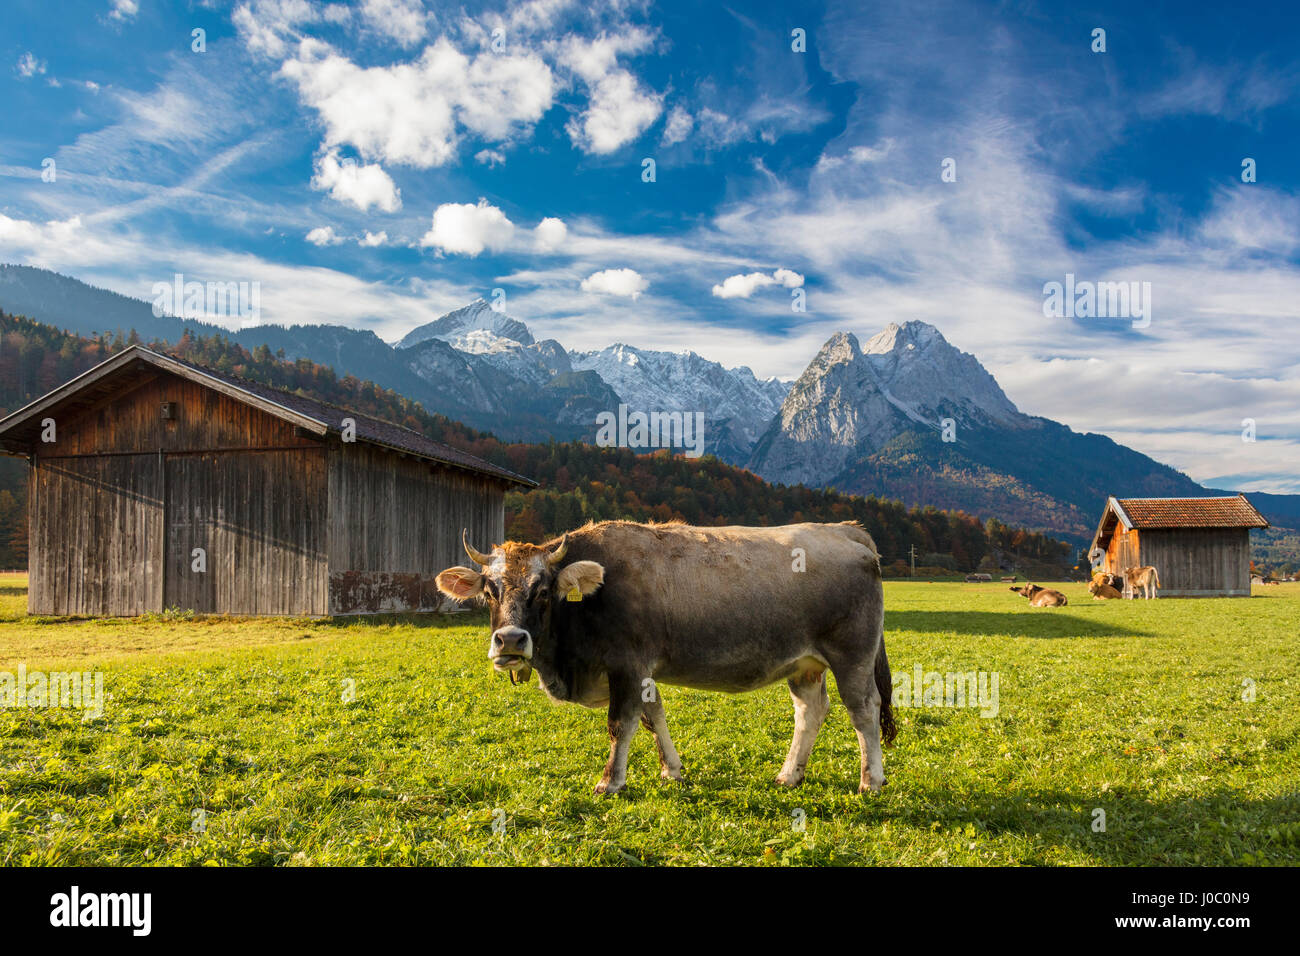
[712,268,804,298]
[581,268,648,299]
[280,37,554,168]
[1138,55,1297,124]
[660,104,693,146]
[359,0,426,48]
[492,0,579,35]
[815,139,894,171]
[234,0,332,60]
[359,230,388,247]
[694,107,748,148]
[109,0,138,21]
[16,52,46,78]
[0,214,88,253]
[1195,186,1300,256]
[712,271,775,298]
[310,149,401,212]
[474,148,506,167]
[420,199,515,255]
[534,216,567,252]
[559,31,662,155]
[305,225,344,246]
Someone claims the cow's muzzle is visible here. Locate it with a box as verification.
[489,627,533,670]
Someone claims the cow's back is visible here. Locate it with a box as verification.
[553,521,881,675]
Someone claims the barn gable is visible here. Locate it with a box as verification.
[0,346,534,617]
[1091,495,1268,598]
[0,346,534,486]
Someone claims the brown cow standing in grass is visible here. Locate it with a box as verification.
[1010,583,1069,607]
[436,520,895,796]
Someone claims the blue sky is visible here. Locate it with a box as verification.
[1,0,1298,491]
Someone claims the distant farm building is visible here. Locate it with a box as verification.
[1091,495,1269,598]
[0,346,534,616]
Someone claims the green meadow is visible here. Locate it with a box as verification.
[1,570,1297,866]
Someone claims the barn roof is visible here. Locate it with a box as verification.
[1092,494,1269,548]
[0,345,536,488]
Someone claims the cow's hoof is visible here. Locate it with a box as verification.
[775,771,804,788]
[594,780,624,796]
[661,767,685,782]
[858,777,887,794]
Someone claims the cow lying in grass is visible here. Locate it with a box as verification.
[1092,571,1123,591]
[1088,580,1123,599]
[1010,583,1069,607]
[437,520,896,796]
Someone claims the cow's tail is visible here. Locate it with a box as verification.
[875,639,897,746]
[1152,567,1160,589]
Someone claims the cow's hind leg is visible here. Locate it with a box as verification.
[831,662,886,793]
[595,673,642,796]
[776,671,830,787]
[639,695,684,781]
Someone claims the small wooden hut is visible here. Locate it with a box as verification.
[1090,495,1268,598]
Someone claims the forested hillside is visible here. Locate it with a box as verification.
[0,310,1073,574]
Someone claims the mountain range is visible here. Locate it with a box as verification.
[1,263,1295,541]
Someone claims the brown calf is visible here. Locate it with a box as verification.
[1123,566,1160,600]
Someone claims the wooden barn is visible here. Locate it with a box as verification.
[1090,495,1269,598]
[0,346,534,616]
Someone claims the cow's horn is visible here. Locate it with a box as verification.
[463,529,492,566]
[546,533,569,566]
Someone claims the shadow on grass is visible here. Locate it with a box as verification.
[880,785,1300,865]
[886,610,1152,639]
[0,585,25,597]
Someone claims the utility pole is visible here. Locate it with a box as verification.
[909,544,916,577]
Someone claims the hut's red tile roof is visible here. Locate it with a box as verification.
[1116,496,1269,529]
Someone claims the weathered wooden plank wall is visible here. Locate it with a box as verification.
[28,455,163,616]
[165,449,328,615]
[1139,528,1250,596]
[327,443,504,613]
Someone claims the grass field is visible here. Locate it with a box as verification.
[1,569,1297,866]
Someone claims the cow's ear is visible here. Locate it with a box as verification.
[437,566,484,600]
[556,560,604,598]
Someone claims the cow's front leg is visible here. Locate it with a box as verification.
[595,673,642,796]
[639,695,684,782]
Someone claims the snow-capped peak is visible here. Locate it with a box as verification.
[396,298,535,352]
